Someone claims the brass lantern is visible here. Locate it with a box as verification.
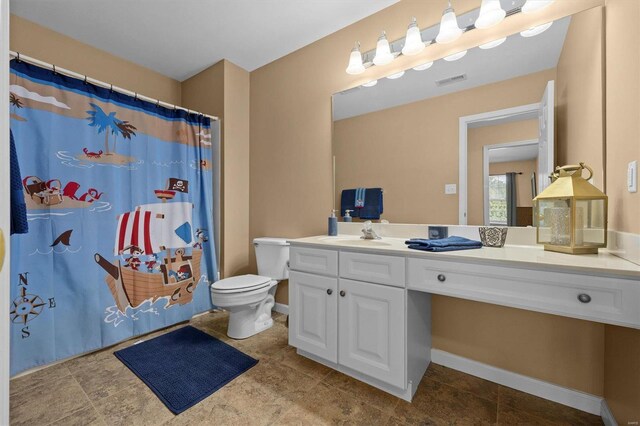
[534,163,607,254]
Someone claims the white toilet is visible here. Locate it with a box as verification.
[210,237,289,339]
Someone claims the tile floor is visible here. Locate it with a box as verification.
[10,310,603,425]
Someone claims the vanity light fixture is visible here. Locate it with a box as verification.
[479,37,506,49]
[520,22,553,37]
[443,50,467,61]
[373,31,395,66]
[401,17,426,56]
[436,1,463,44]
[413,61,434,71]
[386,71,406,80]
[475,0,506,29]
[522,0,555,14]
[345,42,366,75]
[344,0,557,76]
[362,80,378,87]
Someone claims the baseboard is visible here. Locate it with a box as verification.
[431,349,603,416]
[600,400,618,426]
[273,302,289,315]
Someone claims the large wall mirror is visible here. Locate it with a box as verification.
[332,5,604,227]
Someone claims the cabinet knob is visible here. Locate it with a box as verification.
[327,289,333,295]
[437,274,446,282]
[577,293,591,304]
[340,290,346,297]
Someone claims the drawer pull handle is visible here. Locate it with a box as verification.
[327,289,333,295]
[437,274,446,282]
[340,290,346,297]
[578,293,591,304]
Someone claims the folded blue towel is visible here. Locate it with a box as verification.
[10,130,28,235]
[405,236,482,252]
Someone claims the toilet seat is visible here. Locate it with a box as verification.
[211,274,273,294]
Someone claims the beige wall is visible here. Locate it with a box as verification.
[222,62,251,277]
[10,15,181,105]
[604,325,640,423]
[251,0,606,397]
[433,296,604,395]
[605,0,640,235]
[333,70,554,226]
[468,119,540,225]
[603,0,640,422]
[556,7,605,189]
[182,60,251,278]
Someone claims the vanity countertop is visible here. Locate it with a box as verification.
[288,235,640,279]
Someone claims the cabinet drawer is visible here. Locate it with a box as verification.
[290,247,338,276]
[408,257,640,328]
[340,252,405,288]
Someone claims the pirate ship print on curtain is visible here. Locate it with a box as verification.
[8,59,219,375]
[95,179,205,313]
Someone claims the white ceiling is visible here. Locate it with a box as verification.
[333,15,571,121]
[10,0,399,80]
[489,144,539,163]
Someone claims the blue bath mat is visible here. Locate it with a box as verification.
[114,325,258,414]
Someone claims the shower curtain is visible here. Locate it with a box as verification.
[8,60,218,375]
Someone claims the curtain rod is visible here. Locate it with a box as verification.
[9,51,219,121]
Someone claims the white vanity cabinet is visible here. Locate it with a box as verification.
[288,246,431,401]
[288,235,640,411]
[338,278,405,389]
[288,271,338,363]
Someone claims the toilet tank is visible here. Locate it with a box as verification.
[253,237,290,280]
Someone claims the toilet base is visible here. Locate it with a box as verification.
[225,284,277,339]
[227,311,274,339]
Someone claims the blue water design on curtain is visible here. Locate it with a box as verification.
[9,60,218,375]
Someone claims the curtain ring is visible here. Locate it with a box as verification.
[52,64,57,74]
[134,92,138,101]
[84,75,88,85]
[16,52,21,62]
[156,99,160,108]
[109,84,113,92]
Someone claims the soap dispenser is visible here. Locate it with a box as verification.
[328,209,338,236]
[343,210,353,222]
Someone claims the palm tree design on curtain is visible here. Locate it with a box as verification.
[86,103,121,155]
[112,121,137,152]
[10,93,23,109]
[10,93,27,122]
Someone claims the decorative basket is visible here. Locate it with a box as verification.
[479,227,508,248]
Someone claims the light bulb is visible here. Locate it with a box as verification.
[413,61,434,71]
[362,80,378,87]
[402,17,425,56]
[386,71,405,80]
[522,0,555,14]
[520,22,553,37]
[436,2,463,44]
[444,50,467,61]
[345,42,365,75]
[373,31,395,66]
[479,37,506,49]
[475,0,506,29]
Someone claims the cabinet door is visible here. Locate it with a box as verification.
[338,279,405,388]
[289,271,338,363]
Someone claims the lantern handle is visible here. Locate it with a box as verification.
[555,163,593,181]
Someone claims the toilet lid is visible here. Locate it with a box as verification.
[211,274,272,293]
